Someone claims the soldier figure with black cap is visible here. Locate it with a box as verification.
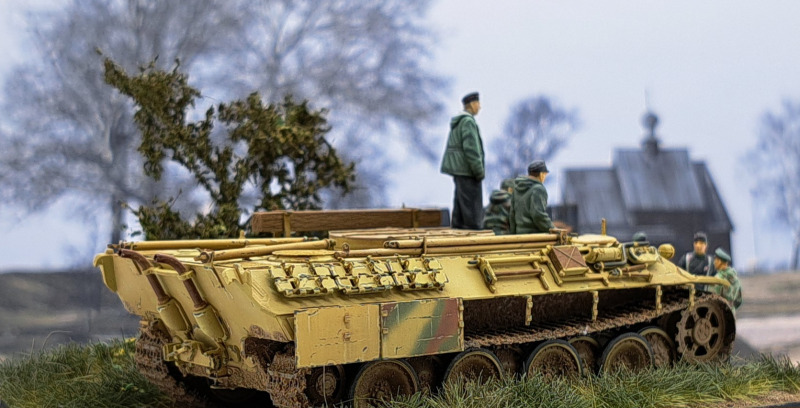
[711,248,743,311]
[679,231,716,291]
[441,92,485,229]
[510,160,555,234]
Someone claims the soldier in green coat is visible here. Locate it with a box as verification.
[483,190,511,234]
[710,248,743,312]
[440,92,485,229]
[510,160,554,234]
[483,178,515,234]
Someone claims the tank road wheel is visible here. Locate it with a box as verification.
[523,340,583,379]
[599,333,654,374]
[306,365,346,406]
[350,360,419,408]
[134,320,209,407]
[442,348,503,385]
[569,336,601,375]
[638,326,676,368]
[676,297,735,363]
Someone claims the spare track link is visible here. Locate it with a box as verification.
[465,292,716,348]
[135,321,209,408]
[265,346,311,408]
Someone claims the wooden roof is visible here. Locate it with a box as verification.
[561,147,732,230]
[613,147,705,211]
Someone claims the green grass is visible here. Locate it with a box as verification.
[0,339,169,408]
[395,357,800,408]
[1,341,799,408]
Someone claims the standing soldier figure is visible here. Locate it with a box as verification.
[441,92,485,229]
[711,248,743,312]
[679,231,715,291]
[510,160,554,234]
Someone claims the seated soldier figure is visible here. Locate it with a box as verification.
[482,178,514,234]
[510,160,554,234]
[710,248,743,312]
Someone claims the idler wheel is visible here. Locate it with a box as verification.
[523,339,583,379]
[569,336,601,375]
[676,297,735,363]
[442,348,503,385]
[306,365,345,406]
[599,332,654,374]
[350,360,419,408]
[638,326,676,368]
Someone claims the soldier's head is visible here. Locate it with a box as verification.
[490,190,510,205]
[527,160,549,183]
[713,247,731,269]
[693,231,708,255]
[462,92,480,115]
[633,231,648,243]
[501,178,515,193]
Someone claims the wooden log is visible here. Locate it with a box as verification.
[251,208,444,234]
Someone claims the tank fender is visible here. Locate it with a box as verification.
[93,250,117,292]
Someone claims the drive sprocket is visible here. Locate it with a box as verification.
[675,295,735,363]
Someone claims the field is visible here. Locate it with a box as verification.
[736,272,800,364]
[3,269,799,363]
[0,270,139,362]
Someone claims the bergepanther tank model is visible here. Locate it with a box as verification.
[93,210,736,407]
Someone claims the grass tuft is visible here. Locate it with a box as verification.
[0,338,168,408]
[397,356,800,408]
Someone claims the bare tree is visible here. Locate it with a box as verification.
[488,95,580,189]
[0,0,245,244]
[0,0,447,253]
[222,0,448,207]
[751,100,800,270]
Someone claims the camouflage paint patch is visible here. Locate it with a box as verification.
[380,298,463,359]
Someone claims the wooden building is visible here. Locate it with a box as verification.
[551,112,733,259]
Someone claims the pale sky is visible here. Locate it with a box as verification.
[1,0,799,271]
[397,0,800,270]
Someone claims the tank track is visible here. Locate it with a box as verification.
[464,292,723,348]
[134,320,210,408]
[264,346,311,408]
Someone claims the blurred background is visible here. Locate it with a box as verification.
[0,0,798,362]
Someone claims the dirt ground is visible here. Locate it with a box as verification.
[734,272,800,365]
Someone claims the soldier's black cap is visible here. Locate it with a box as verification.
[715,248,731,263]
[633,231,648,242]
[462,92,479,105]
[693,231,708,243]
[490,190,510,204]
[527,160,549,174]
